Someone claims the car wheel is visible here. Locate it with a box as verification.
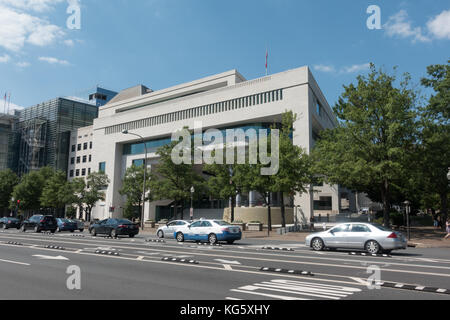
[129,234,135,238]
[51,229,56,234]
[90,228,97,236]
[208,233,218,245]
[311,237,325,251]
[79,229,84,233]
[70,230,74,233]
[176,232,184,243]
[365,240,381,254]
[157,230,164,238]
[34,226,40,233]
[110,229,117,238]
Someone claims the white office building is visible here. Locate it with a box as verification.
[82,66,355,223]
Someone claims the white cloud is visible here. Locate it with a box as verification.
[384,10,430,43]
[427,10,450,40]
[0,0,64,13]
[16,61,30,67]
[0,2,66,52]
[38,56,70,65]
[64,39,74,47]
[313,65,335,73]
[0,54,10,63]
[341,63,371,74]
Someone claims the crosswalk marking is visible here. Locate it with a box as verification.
[229,279,362,300]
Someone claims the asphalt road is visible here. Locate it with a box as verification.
[0,229,449,300]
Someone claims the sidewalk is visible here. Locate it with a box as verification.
[139,226,450,248]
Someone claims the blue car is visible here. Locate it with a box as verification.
[56,218,78,232]
[174,220,242,244]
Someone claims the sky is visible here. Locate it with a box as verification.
[0,0,449,112]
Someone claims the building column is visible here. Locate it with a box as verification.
[236,194,242,207]
[249,191,256,207]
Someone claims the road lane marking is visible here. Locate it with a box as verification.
[0,258,30,266]
[32,255,69,261]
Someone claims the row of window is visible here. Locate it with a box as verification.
[105,89,283,135]
[71,141,93,152]
[70,154,92,165]
[69,168,91,178]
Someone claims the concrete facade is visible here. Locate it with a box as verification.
[89,67,346,222]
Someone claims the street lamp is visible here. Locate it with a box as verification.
[122,130,147,230]
[404,200,411,241]
[190,186,195,221]
[447,167,450,181]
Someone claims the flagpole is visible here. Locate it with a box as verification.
[7,92,11,115]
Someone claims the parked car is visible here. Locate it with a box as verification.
[71,219,85,232]
[89,218,139,238]
[0,217,21,229]
[157,220,190,239]
[21,215,58,233]
[56,218,77,232]
[174,220,242,244]
[305,223,407,254]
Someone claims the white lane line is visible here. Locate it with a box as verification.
[350,277,370,286]
[231,288,307,300]
[137,256,145,261]
[223,264,233,271]
[225,297,242,300]
[0,258,30,266]
[32,255,69,261]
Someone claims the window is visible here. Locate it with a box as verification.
[83,155,87,163]
[314,196,332,210]
[316,101,322,116]
[132,159,145,167]
[351,224,371,233]
[71,145,75,152]
[70,157,75,165]
[190,221,202,228]
[330,224,350,233]
[77,144,81,151]
[76,169,80,177]
[89,155,92,162]
[69,170,74,177]
[99,162,106,173]
[89,142,93,149]
[76,157,81,164]
[82,169,86,176]
[88,168,91,175]
[83,143,88,150]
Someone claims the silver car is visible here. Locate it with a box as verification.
[157,220,190,239]
[305,223,407,254]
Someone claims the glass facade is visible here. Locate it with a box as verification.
[17,98,98,175]
[123,123,277,156]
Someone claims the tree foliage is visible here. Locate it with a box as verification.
[0,169,19,213]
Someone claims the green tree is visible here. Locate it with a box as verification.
[82,172,110,222]
[313,64,418,227]
[419,60,450,228]
[149,141,205,220]
[40,170,71,210]
[11,167,55,213]
[119,164,151,221]
[0,169,19,215]
[273,111,313,228]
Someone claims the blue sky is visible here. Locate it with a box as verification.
[0,0,449,110]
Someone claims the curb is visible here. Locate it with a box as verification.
[259,267,313,276]
[6,241,23,246]
[379,281,449,295]
[162,257,199,264]
[45,245,65,250]
[146,239,165,243]
[261,246,294,251]
[349,252,391,258]
[95,250,119,256]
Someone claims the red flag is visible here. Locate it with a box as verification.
[265,49,268,70]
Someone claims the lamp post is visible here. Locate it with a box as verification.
[404,200,411,241]
[122,130,147,230]
[190,186,195,221]
[447,167,450,182]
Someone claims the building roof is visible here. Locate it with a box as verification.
[107,85,153,105]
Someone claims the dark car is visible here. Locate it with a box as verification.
[21,215,58,233]
[56,218,77,232]
[89,218,139,238]
[0,217,21,230]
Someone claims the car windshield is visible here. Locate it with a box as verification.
[370,223,391,232]
[117,219,132,224]
[213,220,230,226]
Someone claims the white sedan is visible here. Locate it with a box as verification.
[156,220,190,239]
[174,220,242,244]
